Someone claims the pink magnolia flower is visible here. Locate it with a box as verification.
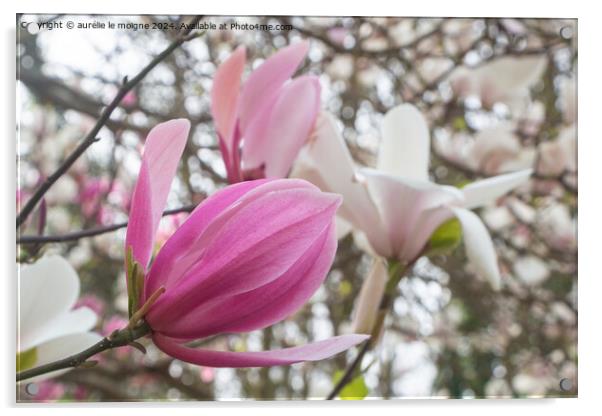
[124,118,367,367]
[211,41,321,183]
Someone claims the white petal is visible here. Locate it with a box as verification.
[451,207,501,290]
[19,307,98,353]
[378,104,430,181]
[462,169,532,209]
[19,256,80,347]
[401,205,455,261]
[475,55,547,96]
[352,231,378,257]
[335,216,352,240]
[25,332,103,383]
[352,259,388,334]
[293,112,389,254]
[361,168,463,260]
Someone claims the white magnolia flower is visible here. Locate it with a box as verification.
[294,104,532,289]
[469,126,535,174]
[18,255,102,382]
[450,55,547,112]
[435,126,535,175]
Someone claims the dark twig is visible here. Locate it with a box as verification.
[16,15,203,229]
[326,338,371,400]
[326,256,420,400]
[17,322,151,382]
[17,205,196,245]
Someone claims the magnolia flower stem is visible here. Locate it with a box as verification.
[15,16,204,230]
[326,257,419,400]
[16,322,151,383]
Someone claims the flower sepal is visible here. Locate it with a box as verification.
[125,246,145,319]
[424,218,463,257]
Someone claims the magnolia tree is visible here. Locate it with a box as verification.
[16,15,577,401]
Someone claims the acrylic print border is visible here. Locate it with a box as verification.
[16,13,577,402]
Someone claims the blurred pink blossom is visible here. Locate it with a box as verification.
[76,177,130,225]
[33,380,65,402]
[73,385,89,401]
[200,366,215,383]
[121,91,137,108]
[74,294,105,317]
[327,27,348,45]
[102,315,129,337]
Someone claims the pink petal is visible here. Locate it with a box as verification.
[242,76,321,178]
[125,119,190,270]
[146,180,341,329]
[238,41,309,134]
[144,179,268,299]
[211,46,246,147]
[155,223,336,339]
[152,333,369,368]
[146,179,315,297]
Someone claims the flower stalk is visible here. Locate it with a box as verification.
[326,256,419,400]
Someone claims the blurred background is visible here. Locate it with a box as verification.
[16,15,577,401]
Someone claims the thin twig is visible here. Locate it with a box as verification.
[17,322,151,382]
[17,205,196,244]
[326,340,371,400]
[326,256,420,400]
[16,15,203,229]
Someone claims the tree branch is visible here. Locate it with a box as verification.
[17,322,151,382]
[16,15,204,229]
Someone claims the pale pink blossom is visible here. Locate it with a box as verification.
[211,41,321,182]
[450,56,547,111]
